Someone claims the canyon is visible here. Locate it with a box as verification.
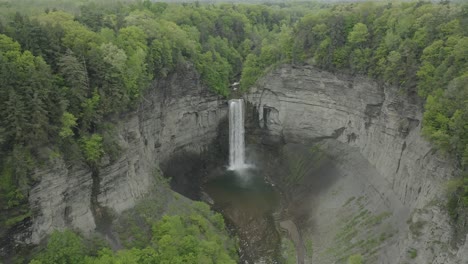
[3,64,467,264]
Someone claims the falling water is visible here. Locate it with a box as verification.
[228,99,246,170]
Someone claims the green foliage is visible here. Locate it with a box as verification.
[31,209,237,264]
[422,74,468,166]
[240,54,262,90]
[151,214,236,263]
[100,43,127,72]
[0,163,17,209]
[33,230,87,264]
[205,36,242,76]
[0,160,30,224]
[0,34,58,147]
[325,197,393,262]
[195,51,231,96]
[448,194,459,221]
[58,50,89,115]
[280,238,296,264]
[0,4,328,260]
[59,112,78,139]
[148,37,173,77]
[1,0,468,254]
[0,33,59,227]
[305,238,313,258]
[446,172,468,218]
[239,25,294,90]
[289,2,468,204]
[349,48,371,73]
[80,134,104,164]
[80,90,102,132]
[332,46,349,69]
[348,23,369,47]
[0,0,313,238]
[348,254,363,264]
[5,211,31,227]
[408,248,417,259]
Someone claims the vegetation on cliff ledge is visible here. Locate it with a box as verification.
[0,0,308,231]
[30,204,237,264]
[0,0,467,261]
[286,1,468,206]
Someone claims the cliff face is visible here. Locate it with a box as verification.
[245,65,466,264]
[5,64,465,264]
[25,66,227,245]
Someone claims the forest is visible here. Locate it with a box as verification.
[29,201,238,264]
[0,0,467,263]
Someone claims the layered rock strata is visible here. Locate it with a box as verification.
[245,65,465,264]
[27,66,227,245]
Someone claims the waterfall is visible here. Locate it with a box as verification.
[228,99,246,170]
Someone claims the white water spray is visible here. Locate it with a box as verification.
[228,99,247,170]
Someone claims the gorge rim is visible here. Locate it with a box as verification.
[1,1,467,263]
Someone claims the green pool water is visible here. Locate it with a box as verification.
[203,167,282,263]
[204,169,279,215]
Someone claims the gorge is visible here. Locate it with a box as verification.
[1,1,467,263]
[3,64,466,264]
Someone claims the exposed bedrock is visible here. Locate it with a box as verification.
[22,65,228,247]
[245,65,466,264]
[5,64,466,264]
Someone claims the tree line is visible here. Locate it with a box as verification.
[287,1,468,206]
[239,0,468,207]
[0,0,467,259]
[0,0,313,229]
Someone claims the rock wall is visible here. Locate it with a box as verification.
[27,65,227,245]
[245,65,466,263]
[6,63,466,264]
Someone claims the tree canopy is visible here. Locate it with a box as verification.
[0,0,467,260]
[0,0,312,255]
[31,203,237,264]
